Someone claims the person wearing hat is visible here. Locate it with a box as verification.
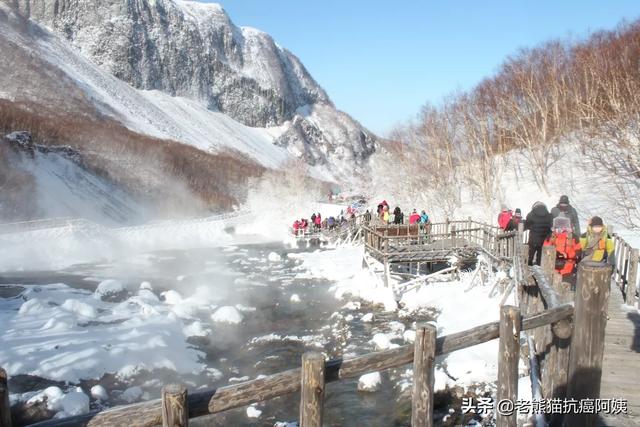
[525,201,553,265]
[544,216,582,277]
[551,195,580,238]
[505,208,522,232]
[579,216,614,263]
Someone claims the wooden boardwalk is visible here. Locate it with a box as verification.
[598,284,640,427]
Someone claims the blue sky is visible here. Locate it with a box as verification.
[202,1,640,135]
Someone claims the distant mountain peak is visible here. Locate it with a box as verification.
[7,0,376,179]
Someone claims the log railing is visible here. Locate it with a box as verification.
[0,220,615,427]
[611,231,639,306]
[363,218,518,261]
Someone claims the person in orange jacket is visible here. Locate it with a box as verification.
[543,215,582,277]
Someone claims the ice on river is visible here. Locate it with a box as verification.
[0,283,213,383]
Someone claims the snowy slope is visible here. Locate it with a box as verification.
[1,132,146,225]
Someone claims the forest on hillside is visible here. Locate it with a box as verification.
[378,20,640,225]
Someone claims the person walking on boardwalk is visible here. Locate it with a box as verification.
[311,213,316,227]
[382,205,390,223]
[498,205,513,230]
[409,209,421,225]
[419,210,429,224]
[551,195,580,238]
[544,216,582,277]
[525,201,553,266]
[505,208,522,232]
[363,209,372,223]
[393,206,403,224]
[314,213,322,230]
[580,216,614,264]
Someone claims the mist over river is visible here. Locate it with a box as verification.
[1,242,445,426]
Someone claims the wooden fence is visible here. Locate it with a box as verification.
[363,218,517,269]
[611,231,639,306]
[0,221,620,427]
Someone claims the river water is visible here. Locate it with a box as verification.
[0,241,465,426]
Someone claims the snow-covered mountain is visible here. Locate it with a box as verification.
[6,0,377,176]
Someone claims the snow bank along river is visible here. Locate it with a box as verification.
[0,242,512,425]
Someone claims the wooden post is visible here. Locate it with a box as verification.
[496,306,521,427]
[626,248,638,306]
[384,258,391,288]
[565,261,612,427]
[520,244,530,315]
[546,273,572,425]
[300,352,325,427]
[411,324,436,427]
[161,384,188,427]
[0,368,11,427]
[541,245,556,282]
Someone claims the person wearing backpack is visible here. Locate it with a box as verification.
[544,216,582,277]
[525,202,553,265]
[551,195,580,238]
[580,216,614,264]
[409,209,421,225]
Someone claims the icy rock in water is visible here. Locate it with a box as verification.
[161,290,183,305]
[60,389,90,416]
[387,321,406,337]
[139,281,153,290]
[61,299,97,318]
[90,385,108,401]
[268,252,282,262]
[343,301,361,310]
[290,294,301,303]
[403,329,416,344]
[183,321,209,337]
[211,306,243,324]
[18,298,47,316]
[121,386,143,403]
[371,333,392,350]
[27,386,64,409]
[361,313,374,323]
[246,405,262,418]
[28,387,89,416]
[137,289,160,303]
[357,372,382,392]
[95,279,128,302]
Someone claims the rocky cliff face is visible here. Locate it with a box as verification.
[10,0,376,173]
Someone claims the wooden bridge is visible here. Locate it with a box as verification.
[0,219,638,427]
[363,218,517,286]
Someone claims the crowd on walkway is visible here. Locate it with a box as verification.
[292,206,359,236]
[292,200,433,236]
[498,195,614,283]
[365,200,431,226]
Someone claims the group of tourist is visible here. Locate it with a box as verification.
[292,200,433,236]
[364,200,431,226]
[292,206,358,236]
[498,195,614,282]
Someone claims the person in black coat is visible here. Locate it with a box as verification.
[525,201,553,266]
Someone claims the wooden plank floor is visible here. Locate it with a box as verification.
[598,284,640,427]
